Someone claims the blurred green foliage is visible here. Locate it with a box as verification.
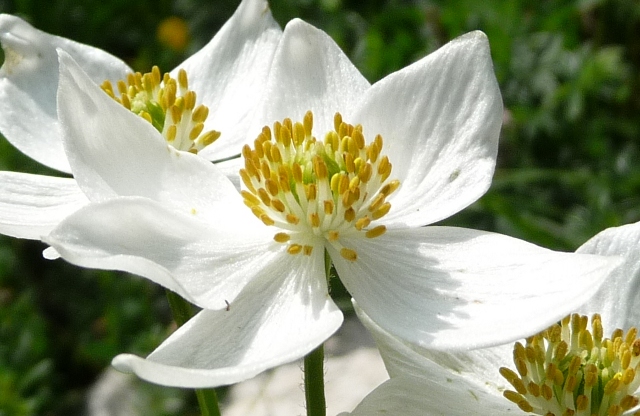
[1,0,640,414]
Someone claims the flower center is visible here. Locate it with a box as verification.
[500,313,640,416]
[100,67,220,154]
[240,111,400,261]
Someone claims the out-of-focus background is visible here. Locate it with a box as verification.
[0,0,639,414]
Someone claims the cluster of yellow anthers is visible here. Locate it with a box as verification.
[240,111,400,262]
[500,313,640,416]
[101,67,220,154]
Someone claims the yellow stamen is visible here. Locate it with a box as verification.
[101,67,219,154]
[365,225,387,239]
[340,248,358,261]
[499,313,640,416]
[240,111,400,261]
[287,244,302,255]
[274,233,290,243]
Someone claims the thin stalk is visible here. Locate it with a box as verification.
[304,344,326,416]
[195,389,221,416]
[303,250,331,416]
[165,289,193,326]
[165,290,221,416]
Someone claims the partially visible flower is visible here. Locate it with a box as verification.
[45,20,619,388]
[0,0,281,239]
[343,221,640,416]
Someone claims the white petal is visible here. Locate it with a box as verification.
[0,14,130,172]
[45,197,277,308]
[345,375,517,416]
[112,249,343,388]
[0,171,88,239]
[353,31,503,228]
[252,19,370,136]
[347,306,520,415]
[340,378,431,416]
[175,0,282,161]
[356,303,511,387]
[57,51,241,218]
[331,226,620,350]
[576,221,640,331]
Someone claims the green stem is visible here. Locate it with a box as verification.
[165,289,193,326]
[165,290,222,416]
[303,250,331,416]
[304,344,326,416]
[195,389,221,416]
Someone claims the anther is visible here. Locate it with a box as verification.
[365,225,386,239]
[527,382,540,397]
[260,214,274,226]
[503,391,534,413]
[192,105,208,123]
[271,199,285,213]
[310,213,320,228]
[324,200,334,215]
[274,233,290,243]
[344,208,356,222]
[372,202,391,220]
[178,69,188,90]
[303,111,313,135]
[340,248,357,261]
[500,367,527,395]
[287,244,302,255]
[355,217,371,231]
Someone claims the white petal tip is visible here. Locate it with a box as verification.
[461,30,488,41]
[449,30,491,54]
[42,246,60,260]
[111,354,135,373]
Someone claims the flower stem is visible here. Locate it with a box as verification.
[303,250,331,416]
[195,389,222,416]
[165,290,221,416]
[165,289,193,327]
[304,344,326,416]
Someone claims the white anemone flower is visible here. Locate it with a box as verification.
[44,20,620,388]
[344,221,640,416]
[0,0,281,240]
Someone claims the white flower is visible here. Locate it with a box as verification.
[0,0,281,239]
[343,221,640,416]
[43,20,620,388]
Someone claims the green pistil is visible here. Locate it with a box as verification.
[500,313,640,416]
[130,95,165,132]
[320,146,342,180]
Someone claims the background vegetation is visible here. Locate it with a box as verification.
[1,0,639,414]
